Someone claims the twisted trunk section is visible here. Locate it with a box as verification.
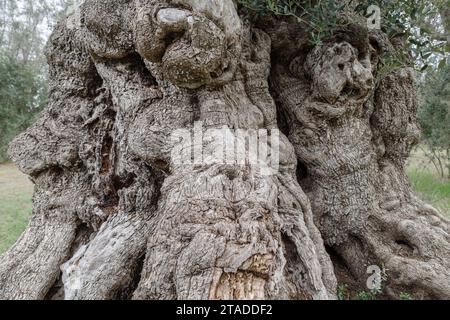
[0,0,449,300]
[1,0,336,300]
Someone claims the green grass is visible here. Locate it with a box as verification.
[407,169,450,217]
[0,164,33,255]
[407,147,450,217]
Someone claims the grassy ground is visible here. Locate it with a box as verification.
[407,147,450,217]
[407,170,450,216]
[0,149,449,255]
[0,163,33,254]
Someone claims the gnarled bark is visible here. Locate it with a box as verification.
[0,0,449,300]
[269,23,450,299]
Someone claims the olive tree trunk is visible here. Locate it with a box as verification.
[1,0,449,300]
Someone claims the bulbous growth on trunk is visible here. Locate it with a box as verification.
[269,24,450,299]
[0,0,448,300]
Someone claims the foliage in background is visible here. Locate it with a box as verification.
[0,0,71,71]
[238,0,449,71]
[0,51,46,162]
[238,0,352,45]
[418,64,450,178]
[0,0,72,162]
[356,0,448,71]
[407,149,450,217]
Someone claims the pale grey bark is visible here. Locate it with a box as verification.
[0,0,449,300]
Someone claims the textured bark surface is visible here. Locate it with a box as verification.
[269,24,450,299]
[0,0,449,300]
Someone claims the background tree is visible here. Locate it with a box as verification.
[418,64,450,178]
[0,52,46,162]
[0,0,72,161]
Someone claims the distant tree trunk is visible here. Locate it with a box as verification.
[1,0,449,300]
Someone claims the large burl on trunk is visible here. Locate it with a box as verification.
[0,0,449,300]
